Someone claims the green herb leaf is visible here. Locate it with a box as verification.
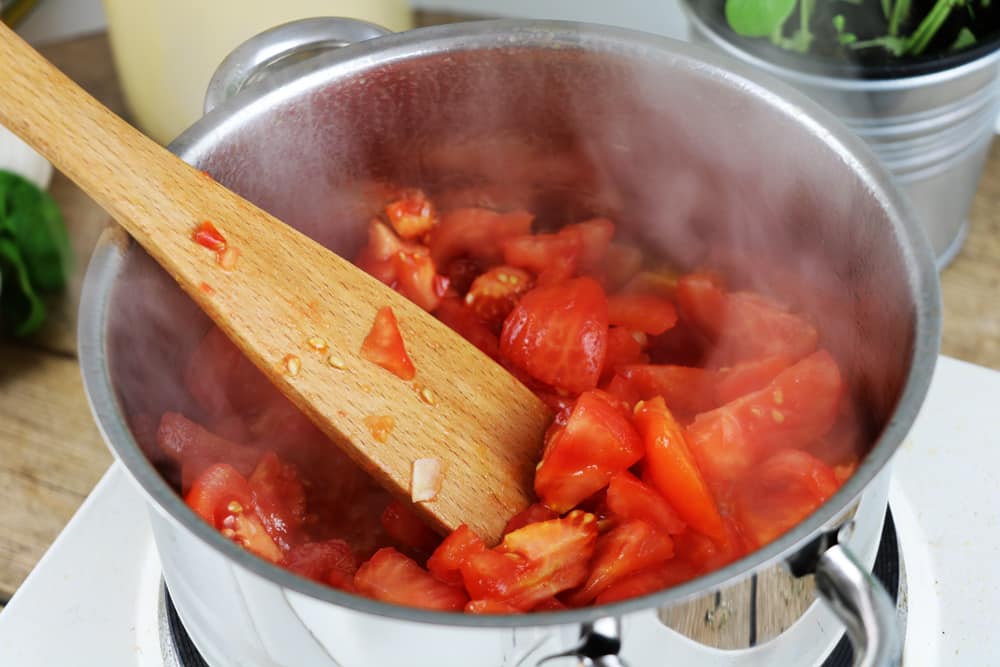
[951,26,978,50]
[0,170,72,292]
[725,0,799,37]
[0,236,46,336]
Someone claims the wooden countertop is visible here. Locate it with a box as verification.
[1,30,998,618]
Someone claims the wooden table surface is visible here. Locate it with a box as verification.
[1,30,999,620]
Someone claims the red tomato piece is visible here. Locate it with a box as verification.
[615,365,717,415]
[464,266,534,329]
[361,306,416,380]
[633,396,725,541]
[565,520,675,606]
[559,218,615,272]
[157,412,260,492]
[534,390,644,513]
[248,451,306,551]
[354,219,413,286]
[185,464,282,563]
[192,220,227,252]
[429,208,534,267]
[607,294,678,336]
[427,525,487,586]
[462,511,598,610]
[354,547,468,611]
[532,597,569,612]
[606,471,686,535]
[594,559,700,604]
[392,250,447,312]
[500,277,609,394]
[381,500,441,554]
[433,295,500,359]
[733,449,840,548]
[282,539,359,591]
[465,599,524,614]
[715,355,794,404]
[501,231,581,285]
[602,327,646,382]
[504,503,559,535]
[686,350,843,481]
[384,189,437,240]
[600,242,644,291]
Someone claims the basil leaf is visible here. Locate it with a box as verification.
[0,236,46,336]
[0,170,72,292]
[726,0,799,37]
[951,27,977,50]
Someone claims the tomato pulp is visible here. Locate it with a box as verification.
[161,187,861,614]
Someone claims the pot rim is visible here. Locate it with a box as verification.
[78,18,941,628]
[681,0,1000,90]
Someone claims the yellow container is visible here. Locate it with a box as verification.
[102,0,412,145]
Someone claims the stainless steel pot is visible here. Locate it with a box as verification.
[78,18,940,667]
[681,1,1000,270]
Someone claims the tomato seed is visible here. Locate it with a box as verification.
[308,336,328,352]
[418,386,437,406]
[283,354,301,376]
[226,501,243,514]
[217,246,240,270]
[772,389,784,405]
[363,415,394,443]
[750,406,765,418]
[327,355,347,370]
[771,409,785,424]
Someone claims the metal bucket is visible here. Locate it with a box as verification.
[683,3,1000,269]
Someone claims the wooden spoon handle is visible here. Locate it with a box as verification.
[0,23,551,544]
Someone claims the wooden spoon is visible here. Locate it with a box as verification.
[0,23,551,544]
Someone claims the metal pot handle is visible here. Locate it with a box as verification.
[814,543,902,667]
[204,17,392,114]
[537,617,630,666]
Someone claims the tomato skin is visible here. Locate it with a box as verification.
[429,208,534,267]
[607,294,678,335]
[381,500,441,555]
[606,471,686,535]
[502,231,581,285]
[565,520,675,606]
[500,277,609,394]
[686,350,843,481]
[360,306,416,380]
[615,364,717,415]
[427,525,486,586]
[248,451,306,551]
[433,295,499,359]
[535,390,644,513]
[464,266,534,329]
[715,355,794,404]
[354,547,469,611]
[392,250,446,312]
[282,539,359,591]
[384,189,437,240]
[733,449,839,548]
[633,397,725,541]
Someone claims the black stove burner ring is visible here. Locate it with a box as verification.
[164,510,901,667]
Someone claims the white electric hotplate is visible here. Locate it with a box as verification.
[0,355,998,666]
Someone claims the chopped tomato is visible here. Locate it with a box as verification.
[606,471,686,535]
[192,220,227,252]
[686,350,843,481]
[565,520,674,606]
[595,559,700,604]
[633,397,725,541]
[715,355,794,404]
[157,412,259,491]
[433,296,499,358]
[392,250,447,311]
[385,189,437,239]
[248,452,306,551]
[185,464,282,563]
[532,597,569,612]
[462,511,597,609]
[561,218,615,271]
[602,327,646,382]
[615,365,717,415]
[381,500,441,554]
[355,219,411,285]
[354,547,468,611]
[360,306,416,380]
[500,277,609,394]
[466,599,523,614]
[429,208,534,267]
[600,242,644,291]
[534,390,644,513]
[282,539,359,591]
[502,231,581,285]
[607,294,678,335]
[427,525,486,586]
[504,503,559,535]
[464,266,533,329]
[733,449,839,548]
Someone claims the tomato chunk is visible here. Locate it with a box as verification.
[534,390,644,513]
[633,397,725,541]
[354,548,468,611]
[248,451,306,551]
[561,218,615,272]
[361,306,416,380]
[381,500,441,554]
[430,208,534,267]
[715,355,794,404]
[502,231,581,285]
[606,471,686,535]
[392,250,447,312]
[282,539,359,591]
[500,277,609,394]
[464,266,533,329]
[686,350,843,481]
[607,294,678,335]
[601,327,646,382]
[433,295,499,359]
[157,412,260,491]
[504,503,559,535]
[385,189,437,239]
[427,525,487,586]
[615,365,717,415]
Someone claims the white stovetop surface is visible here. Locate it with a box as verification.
[0,355,997,666]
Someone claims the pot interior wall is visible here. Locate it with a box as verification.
[107,43,915,527]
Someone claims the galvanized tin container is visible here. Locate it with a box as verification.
[683,3,1000,269]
